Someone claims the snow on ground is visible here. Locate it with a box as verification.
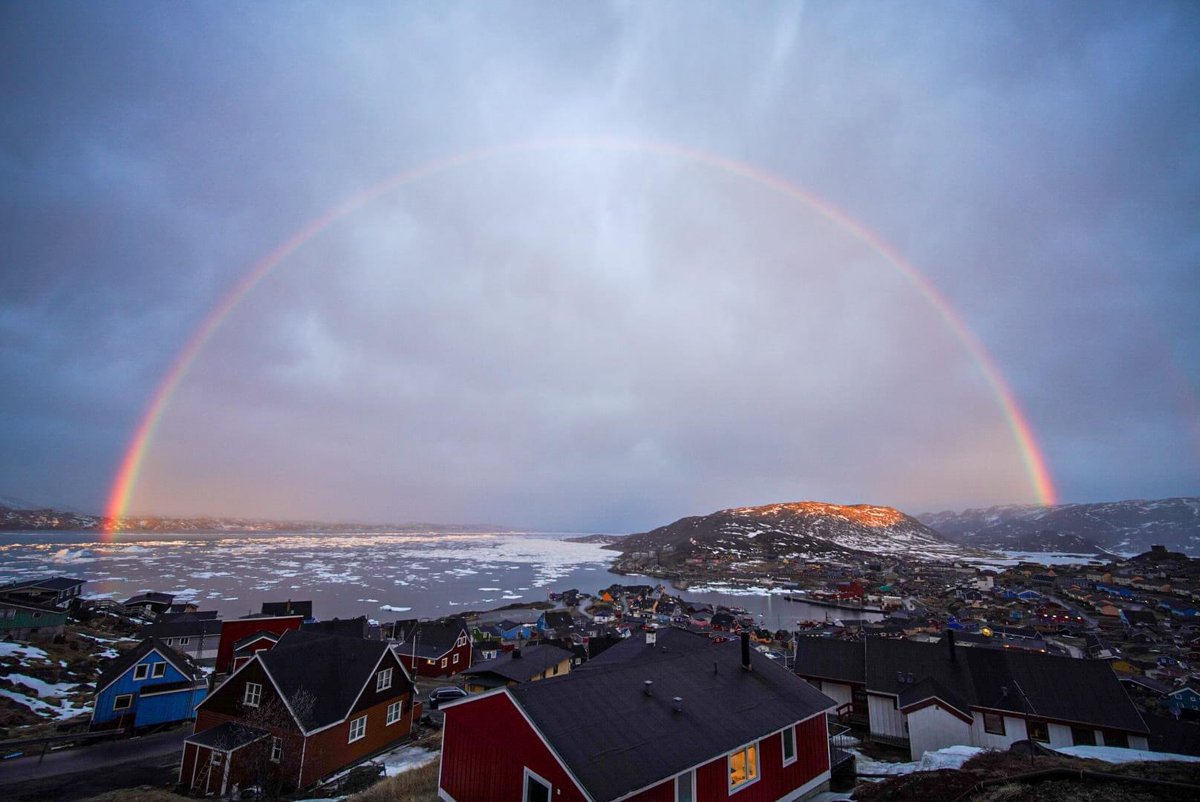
[0,688,91,720]
[852,745,985,776]
[7,673,77,698]
[0,642,48,660]
[1053,745,1200,764]
[377,745,438,777]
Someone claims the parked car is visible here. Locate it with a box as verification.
[428,686,468,709]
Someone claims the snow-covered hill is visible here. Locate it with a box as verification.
[918,497,1200,556]
[612,501,975,564]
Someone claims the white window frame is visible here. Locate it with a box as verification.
[453,653,460,665]
[522,767,552,802]
[376,667,393,692]
[133,663,148,681]
[386,700,402,725]
[441,657,448,668]
[727,741,760,793]
[675,769,695,802]
[348,714,367,743]
[113,693,133,711]
[270,736,282,763]
[151,662,166,679]
[781,725,797,766]
[179,636,190,645]
[243,682,262,708]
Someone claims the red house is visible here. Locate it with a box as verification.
[181,630,419,796]
[439,630,835,802]
[214,614,303,674]
[392,618,472,677]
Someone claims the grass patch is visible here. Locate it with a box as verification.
[347,760,440,802]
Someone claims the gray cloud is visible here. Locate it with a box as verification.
[1,1,1197,529]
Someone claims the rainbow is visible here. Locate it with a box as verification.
[102,137,1057,537]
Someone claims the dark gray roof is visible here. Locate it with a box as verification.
[261,600,313,618]
[96,638,202,693]
[581,627,714,668]
[794,637,866,684]
[462,644,574,683]
[393,618,467,657]
[303,616,369,639]
[258,629,392,731]
[186,722,268,751]
[144,618,223,639]
[124,592,174,606]
[505,636,834,801]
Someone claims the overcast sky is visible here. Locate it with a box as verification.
[2,1,1197,530]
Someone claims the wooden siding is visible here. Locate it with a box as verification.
[298,691,417,787]
[350,649,412,716]
[687,715,829,802]
[214,616,302,673]
[92,648,196,729]
[396,637,473,678]
[906,705,971,760]
[439,692,588,802]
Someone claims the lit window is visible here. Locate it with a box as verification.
[270,736,282,763]
[782,726,796,765]
[387,700,402,725]
[243,682,262,708]
[377,667,393,691]
[133,664,148,681]
[349,715,367,743]
[728,742,759,790]
[113,694,133,711]
[151,662,166,678]
[523,768,551,802]
[1026,719,1049,743]
[984,712,1006,735]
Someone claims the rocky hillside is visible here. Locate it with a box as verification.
[919,497,1200,556]
[611,501,975,565]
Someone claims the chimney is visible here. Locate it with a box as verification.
[946,629,956,663]
[646,628,657,647]
[673,696,683,713]
[643,680,653,696]
[740,631,752,671]
[512,647,522,660]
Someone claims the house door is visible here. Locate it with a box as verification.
[206,750,226,796]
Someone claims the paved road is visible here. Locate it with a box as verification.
[0,728,188,786]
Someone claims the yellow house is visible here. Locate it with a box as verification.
[460,643,575,693]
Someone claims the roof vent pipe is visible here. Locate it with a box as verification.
[673,696,683,713]
[740,630,752,671]
[643,680,653,696]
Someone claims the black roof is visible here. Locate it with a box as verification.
[124,592,174,606]
[261,600,313,618]
[186,721,268,751]
[393,618,467,657]
[96,638,202,692]
[502,635,833,801]
[794,637,866,684]
[862,637,1147,733]
[540,611,574,630]
[257,629,394,731]
[144,618,224,639]
[462,644,574,684]
[303,616,370,639]
[582,628,715,668]
[158,610,220,622]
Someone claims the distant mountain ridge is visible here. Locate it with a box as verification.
[611,501,978,565]
[0,503,509,534]
[918,497,1200,556]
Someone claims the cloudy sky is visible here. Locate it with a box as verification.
[2,1,1197,530]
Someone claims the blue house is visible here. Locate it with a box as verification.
[90,638,207,731]
[1168,684,1200,715]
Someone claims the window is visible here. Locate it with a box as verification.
[983,712,1006,735]
[782,726,796,765]
[179,637,190,645]
[377,667,393,691]
[441,657,448,668]
[675,770,694,802]
[387,700,403,725]
[453,653,460,665]
[151,662,166,678]
[728,742,759,791]
[349,715,367,743]
[1026,719,1049,743]
[113,694,133,711]
[455,635,467,647]
[1072,727,1097,746]
[270,736,282,763]
[1102,730,1129,748]
[523,768,551,802]
[243,682,262,708]
[133,663,148,681]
